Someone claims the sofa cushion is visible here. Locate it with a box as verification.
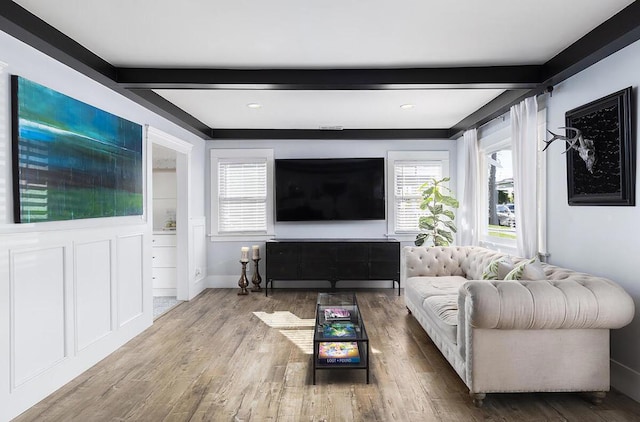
[505,257,546,280]
[481,257,513,280]
[424,295,458,345]
[405,275,467,308]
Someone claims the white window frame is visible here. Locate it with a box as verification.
[386,151,450,241]
[478,115,517,251]
[209,149,275,240]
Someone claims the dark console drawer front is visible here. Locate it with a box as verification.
[335,243,368,262]
[300,244,334,262]
[334,262,369,279]
[369,243,399,261]
[267,261,298,279]
[267,244,298,259]
[299,261,333,279]
[370,261,400,279]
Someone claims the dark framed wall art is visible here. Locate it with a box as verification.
[11,75,144,223]
[565,86,634,206]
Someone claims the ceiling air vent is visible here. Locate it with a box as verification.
[319,125,343,130]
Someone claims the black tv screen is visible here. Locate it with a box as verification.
[275,158,385,221]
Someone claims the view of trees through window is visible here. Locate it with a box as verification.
[486,148,516,240]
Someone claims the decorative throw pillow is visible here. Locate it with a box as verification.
[504,256,546,280]
[481,257,513,280]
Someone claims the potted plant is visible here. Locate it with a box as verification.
[415,177,459,247]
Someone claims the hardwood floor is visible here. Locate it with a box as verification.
[15,289,640,421]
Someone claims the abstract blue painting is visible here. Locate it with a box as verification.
[11,76,143,223]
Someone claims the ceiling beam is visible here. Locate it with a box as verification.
[541,0,640,86]
[0,1,213,140]
[116,66,541,90]
[2,1,640,140]
[448,1,640,138]
[0,2,115,81]
[210,128,450,140]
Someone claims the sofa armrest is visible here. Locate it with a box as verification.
[459,278,635,330]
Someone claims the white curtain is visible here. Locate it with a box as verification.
[511,96,538,257]
[458,129,479,245]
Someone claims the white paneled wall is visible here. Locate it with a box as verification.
[191,217,208,297]
[0,26,206,421]
[117,234,145,326]
[0,226,151,420]
[75,240,112,351]
[12,246,66,389]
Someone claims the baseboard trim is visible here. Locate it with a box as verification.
[153,288,177,296]
[207,275,238,288]
[611,358,640,403]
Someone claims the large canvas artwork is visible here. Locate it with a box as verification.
[11,76,143,223]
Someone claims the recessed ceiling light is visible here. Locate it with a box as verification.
[247,103,262,109]
[400,104,415,110]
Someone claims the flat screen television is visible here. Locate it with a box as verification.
[275,158,385,221]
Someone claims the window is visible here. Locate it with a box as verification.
[478,115,516,245]
[387,151,449,237]
[210,149,274,238]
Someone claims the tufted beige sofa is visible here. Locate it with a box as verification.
[403,246,635,407]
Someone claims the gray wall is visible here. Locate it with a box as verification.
[545,39,640,401]
[206,139,457,286]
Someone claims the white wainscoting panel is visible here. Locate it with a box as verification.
[117,234,144,326]
[75,240,112,351]
[11,246,66,389]
[190,217,207,299]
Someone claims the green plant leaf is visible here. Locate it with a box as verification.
[421,186,435,196]
[441,230,454,244]
[442,209,455,220]
[440,196,459,208]
[443,220,457,233]
[415,233,428,246]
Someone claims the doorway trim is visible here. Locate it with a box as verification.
[147,126,193,300]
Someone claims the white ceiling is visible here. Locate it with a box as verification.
[11,0,635,133]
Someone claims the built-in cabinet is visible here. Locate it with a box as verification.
[152,232,177,296]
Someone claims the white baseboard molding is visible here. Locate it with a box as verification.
[207,275,238,288]
[153,288,177,296]
[611,358,640,402]
[190,276,207,299]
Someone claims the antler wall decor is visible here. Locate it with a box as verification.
[542,127,596,174]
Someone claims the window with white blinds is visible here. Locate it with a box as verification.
[387,151,450,235]
[218,160,267,232]
[210,149,274,237]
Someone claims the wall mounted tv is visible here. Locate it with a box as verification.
[275,158,385,222]
[11,75,143,223]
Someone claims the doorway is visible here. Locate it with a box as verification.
[148,127,193,309]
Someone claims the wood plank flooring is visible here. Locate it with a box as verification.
[15,289,640,421]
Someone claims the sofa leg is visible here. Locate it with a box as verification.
[587,391,606,405]
[406,306,412,314]
[470,392,486,407]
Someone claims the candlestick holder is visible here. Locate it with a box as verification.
[238,260,249,295]
[251,258,262,291]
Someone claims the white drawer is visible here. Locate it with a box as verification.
[152,234,177,247]
[152,267,177,288]
[152,247,177,267]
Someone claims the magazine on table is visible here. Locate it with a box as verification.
[317,342,360,364]
[323,322,357,338]
[323,307,351,321]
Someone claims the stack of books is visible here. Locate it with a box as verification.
[317,342,360,364]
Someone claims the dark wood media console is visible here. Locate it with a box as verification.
[265,239,400,296]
